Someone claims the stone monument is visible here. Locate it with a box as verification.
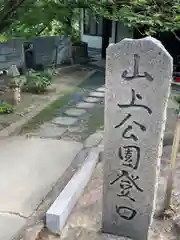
[32,36,57,68]
[102,37,172,240]
[32,35,72,68]
[56,36,72,66]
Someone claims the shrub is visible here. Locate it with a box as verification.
[174,95,180,116]
[23,69,53,94]
[175,95,180,105]
[47,68,58,76]
[0,101,13,114]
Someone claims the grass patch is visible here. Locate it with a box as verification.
[20,86,80,134]
[0,101,14,114]
[175,95,180,105]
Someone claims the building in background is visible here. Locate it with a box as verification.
[80,9,134,58]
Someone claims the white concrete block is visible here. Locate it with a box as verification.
[46,148,100,234]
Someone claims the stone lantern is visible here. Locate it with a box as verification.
[7,65,21,105]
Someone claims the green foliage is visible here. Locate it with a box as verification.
[22,69,54,94]
[2,0,82,39]
[46,68,58,77]
[0,101,13,114]
[175,95,180,105]
[0,34,7,42]
[2,0,180,40]
[99,0,180,37]
[174,95,180,116]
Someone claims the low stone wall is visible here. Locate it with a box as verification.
[0,36,82,73]
[0,39,25,72]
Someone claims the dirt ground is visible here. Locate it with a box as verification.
[0,67,92,130]
[36,144,180,240]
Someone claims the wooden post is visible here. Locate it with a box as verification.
[162,118,180,212]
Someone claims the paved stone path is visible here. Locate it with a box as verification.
[24,68,179,146]
[26,71,105,143]
[0,137,83,240]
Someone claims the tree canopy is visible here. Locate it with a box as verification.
[110,0,180,37]
[0,0,180,40]
[0,0,107,39]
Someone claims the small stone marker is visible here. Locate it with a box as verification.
[102,37,172,240]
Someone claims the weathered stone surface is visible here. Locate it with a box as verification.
[52,116,78,126]
[38,123,66,138]
[103,37,172,240]
[65,108,86,117]
[84,97,100,103]
[89,91,105,98]
[76,102,96,109]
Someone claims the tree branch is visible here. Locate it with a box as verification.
[0,0,29,31]
[173,31,180,43]
[36,25,48,36]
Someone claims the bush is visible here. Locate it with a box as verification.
[23,69,53,94]
[174,95,180,116]
[45,68,58,78]
[175,95,180,105]
[0,101,13,114]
